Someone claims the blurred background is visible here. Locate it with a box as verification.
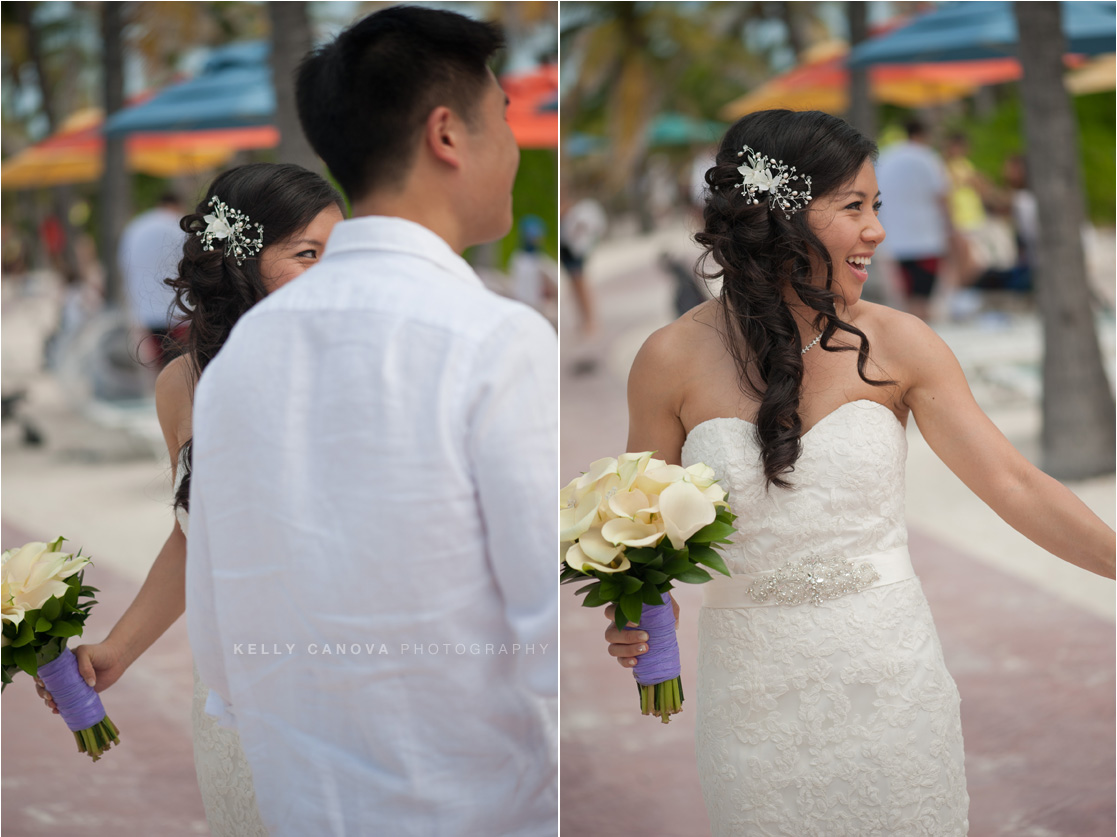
[1,2,555,834]
[558,2,1115,835]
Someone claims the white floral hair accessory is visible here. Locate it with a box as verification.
[196,195,264,265]
[736,144,812,220]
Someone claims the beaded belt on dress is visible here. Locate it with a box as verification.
[702,545,915,608]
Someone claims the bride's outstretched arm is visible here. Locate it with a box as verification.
[895,316,1115,579]
[36,360,193,709]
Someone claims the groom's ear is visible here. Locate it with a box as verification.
[425,106,464,170]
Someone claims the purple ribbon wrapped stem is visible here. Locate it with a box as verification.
[627,592,680,687]
[37,647,106,732]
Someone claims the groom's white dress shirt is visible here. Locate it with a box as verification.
[186,216,558,836]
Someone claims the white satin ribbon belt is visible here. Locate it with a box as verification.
[702,545,915,609]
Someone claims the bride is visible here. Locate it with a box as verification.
[604,109,1114,834]
[36,163,345,836]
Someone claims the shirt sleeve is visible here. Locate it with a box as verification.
[465,307,559,699]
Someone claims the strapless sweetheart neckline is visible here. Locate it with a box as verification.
[685,398,902,446]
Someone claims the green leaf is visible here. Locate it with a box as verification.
[13,644,37,677]
[47,620,84,638]
[689,544,731,577]
[598,577,621,600]
[63,583,79,609]
[0,645,13,666]
[673,565,713,585]
[641,582,666,606]
[642,568,668,585]
[582,584,610,608]
[573,581,599,597]
[79,586,100,596]
[662,556,691,576]
[619,590,644,628]
[690,520,737,544]
[625,548,658,564]
[621,574,643,594]
[11,619,36,648]
[40,597,62,622]
[34,617,52,633]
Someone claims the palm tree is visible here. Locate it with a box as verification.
[268,2,319,172]
[1015,1,1115,478]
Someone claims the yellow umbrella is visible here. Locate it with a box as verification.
[1066,53,1116,94]
[1,107,277,190]
[722,41,990,119]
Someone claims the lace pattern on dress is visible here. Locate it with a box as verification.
[683,401,969,835]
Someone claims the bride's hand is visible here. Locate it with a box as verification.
[33,641,127,712]
[603,596,680,669]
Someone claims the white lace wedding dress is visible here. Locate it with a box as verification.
[681,399,969,836]
[175,461,268,837]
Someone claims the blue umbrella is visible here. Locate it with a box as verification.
[105,42,274,135]
[848,1,1116,67]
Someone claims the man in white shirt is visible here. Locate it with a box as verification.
[875,119,952,321]
[186,7,557,835]
[119,193,184,365]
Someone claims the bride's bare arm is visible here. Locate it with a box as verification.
[895,316,1115,579]
[625,324,689,464]
[605,327,689,667]
[36,360,194,708]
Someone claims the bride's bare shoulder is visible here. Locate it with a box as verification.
[631,300,724,380]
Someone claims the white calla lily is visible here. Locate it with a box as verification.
[617,451,653,490]
[684,462,718,489]
[577,526,624,564]
[577,457,619,491]
[560,490,602,542]
[601,517,664,548]
[565,542,631,575]
[608,488,652,520]
[659,480,717,549]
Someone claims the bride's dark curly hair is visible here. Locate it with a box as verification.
[695,109,892,490]
[167,163,345,511]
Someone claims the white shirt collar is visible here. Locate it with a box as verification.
[323,215,482,289]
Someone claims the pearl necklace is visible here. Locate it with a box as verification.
[801,332,822,355]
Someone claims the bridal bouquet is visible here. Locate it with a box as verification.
[1,538,120,760]
[560,452,736,723]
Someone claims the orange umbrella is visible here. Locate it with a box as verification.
[1,108,279,189]
[502,63,558,149]
[720,41,1032,118]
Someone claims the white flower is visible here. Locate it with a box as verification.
[738,162,780,193]
[201,213,234,241]
[565,534,631,575]
[1,540,89,628]
[658,481,718,550]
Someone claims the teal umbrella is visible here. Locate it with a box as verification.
[646,113,726,147]
[848,1,1116,67]
[105,42,274,135]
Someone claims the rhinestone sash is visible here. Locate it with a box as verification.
[702,546,915,609]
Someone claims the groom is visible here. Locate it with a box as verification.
[186,6,557,835]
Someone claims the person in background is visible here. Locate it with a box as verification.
[875,119,952,321]
[119,192,185,367]
[560,186,607,337]
[509,213,558,317]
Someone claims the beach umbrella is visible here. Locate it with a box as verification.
[645,113,726,147]
[502,63,559,149]
[1,108,278,189]
[104,41,274,135]
[848,1,1116,67]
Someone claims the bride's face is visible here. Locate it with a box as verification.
[259,204,345,294]
[805,160,885,310]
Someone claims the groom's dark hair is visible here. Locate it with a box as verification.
[296,5,504,203]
